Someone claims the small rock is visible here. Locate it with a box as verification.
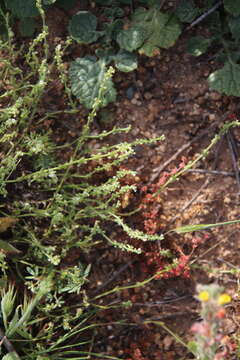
[132,128,139,136]
[131,98,138,105]
[126,86,135,100]
[163,335,173,350]
[144,92,153,100]
[209,113,216,121]
[134,92,140,100]
[158,144,166,153]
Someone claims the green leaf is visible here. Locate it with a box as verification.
[116,27,145,52]
[115,50,138,72]
[187,341,198,355]
[208,61,240,96]
[69,57,116,109]
[187,36,212,56]
[204,0,217,7]
[95,48,115,64]
[104,7,124,19]
[4,0,39,18]
[172,219,240,234]
[131,7,181,56]
[43,0,56,4]
[224,0,240,16]
[0,239,20,254]
[217,51,240,64]
[103,19,123,42]
[19,17,37,37]
[228,16,240,40]
[95,0,113,4]
[175,0,200,23]
[57,0,77,10]
[2,352,21,360]
[207,12,222,34]
[68,11,101,44]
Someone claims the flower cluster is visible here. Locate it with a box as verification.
[139,156,188,235]
[189,284,235,360]
[139,187,162,235]
[156,156,187,187]
[191,233,209,250]
[125,343,147,360]
[142,251,190,280]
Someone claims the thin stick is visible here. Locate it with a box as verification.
[131,295,192,306]
[216,257,239,269]
[145,310,198,322]
[187,169,234,176]
[190,237,227,265]
[150,126,215,183]
[170,178,210,224]
[92,261,133,295]
[185,0,222,31]
[227,132,240,195]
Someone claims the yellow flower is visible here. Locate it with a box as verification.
[198,290,210,302]
[218,294,231,305]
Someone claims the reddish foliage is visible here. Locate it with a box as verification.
[137,158,197,280]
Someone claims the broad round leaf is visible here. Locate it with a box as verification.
[69,57,116,109]
[68,11,100,44]
[208,61,240,96]
[57,0,77,10]
[116,27,145,52]
[5,0,39,18]
[2,353,21,360]
[228,16,240,40]
[19,17,37,37]
[115,50,138,72]
[132,7,181,56]
[175,0,199,23]
[187,36,212,56]
[43,0,57,4]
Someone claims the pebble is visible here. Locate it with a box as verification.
[163,335,173,350]
[209,113,216,121]
[126,86,135,100]
[131,98,138,105]
[132,128,139,136]
[224,196,231,204]
[158,144,166,153]
[144,92,153,100]
[134,92,140,100]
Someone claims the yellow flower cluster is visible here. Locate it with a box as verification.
[218,294,231,305]
[198,290,209,302]
[198,290,231,305]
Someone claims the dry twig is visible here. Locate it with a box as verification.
[226,131,240,196]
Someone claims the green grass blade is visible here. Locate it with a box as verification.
[172,219,240,234]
